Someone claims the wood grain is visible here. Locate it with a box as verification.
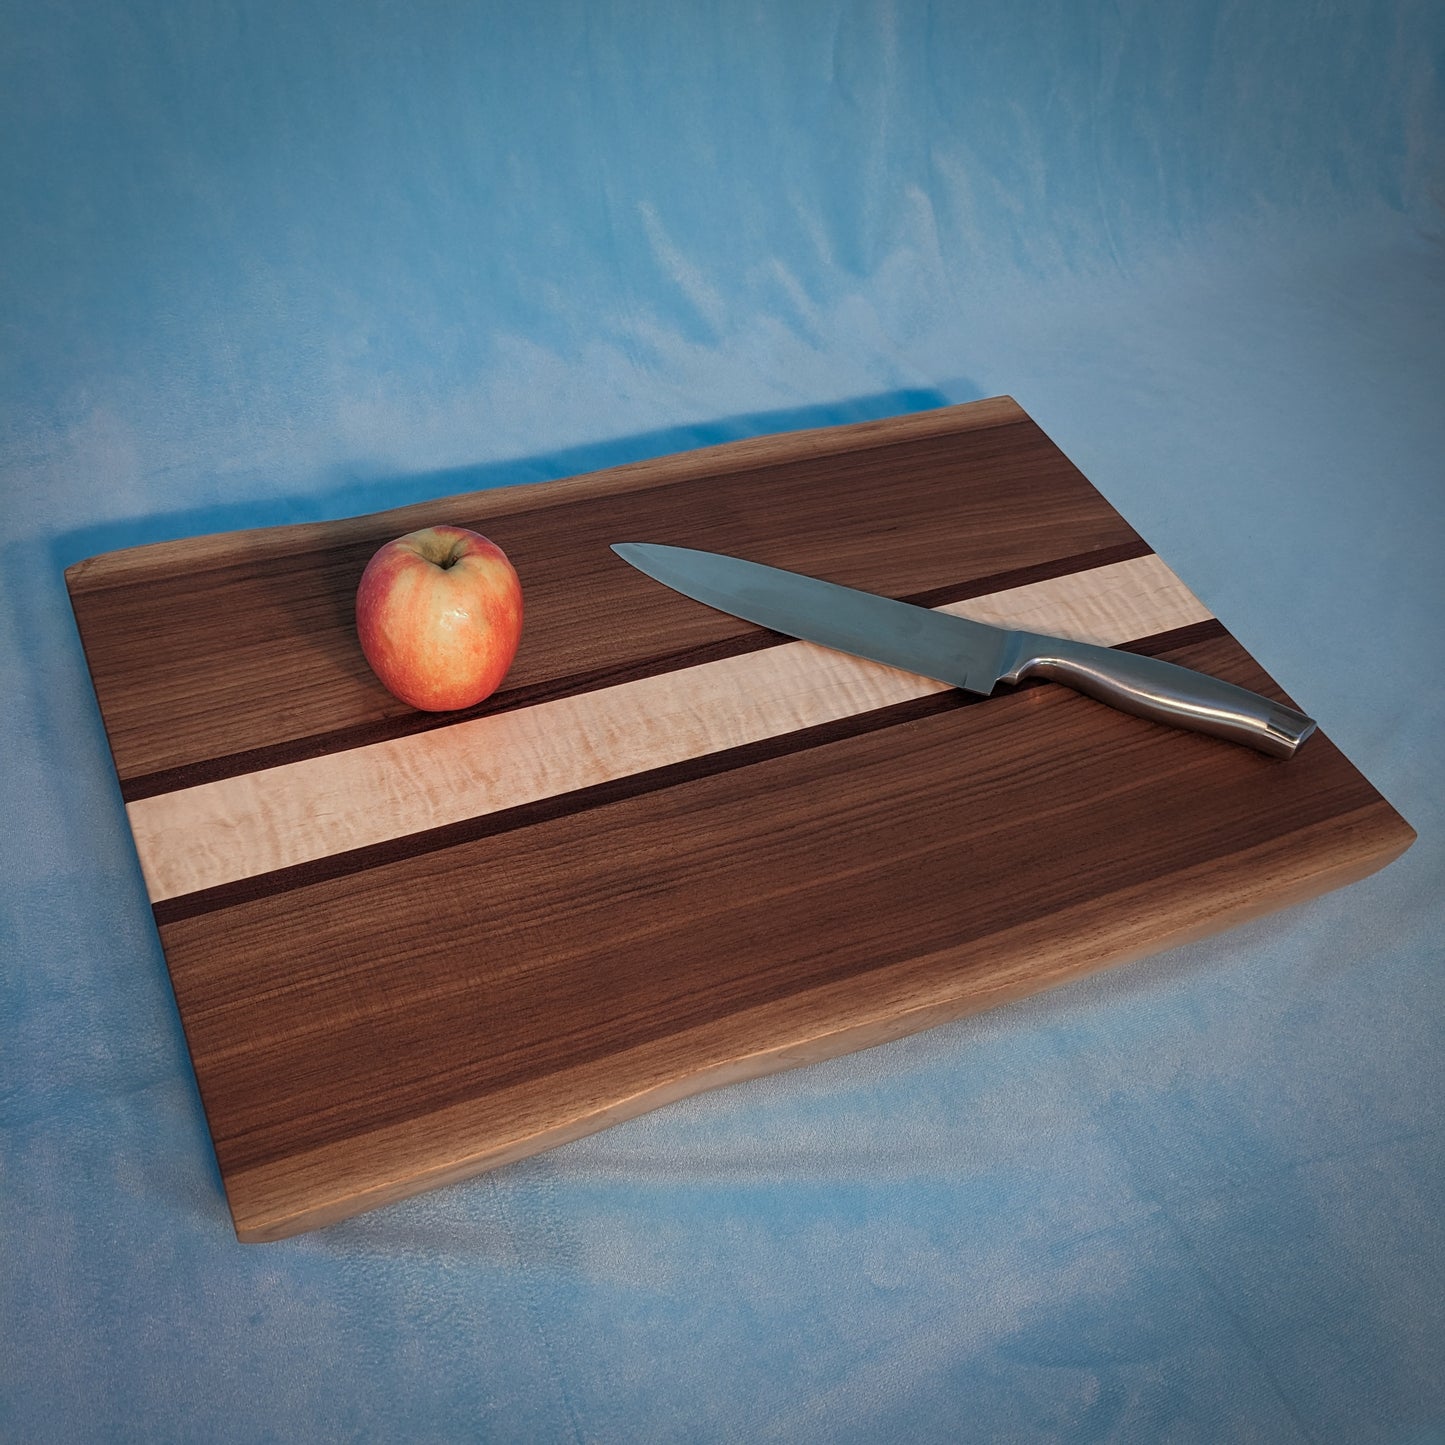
[67,400,1135,786]
[126,553,1210,904]
[65,397,1415,1241]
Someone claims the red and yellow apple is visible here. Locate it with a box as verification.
[355,525,523,711]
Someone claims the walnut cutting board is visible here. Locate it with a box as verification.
[65,396,1414,1242]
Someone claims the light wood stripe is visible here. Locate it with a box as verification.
[116,540,1156,804]
[126,554,1211,904]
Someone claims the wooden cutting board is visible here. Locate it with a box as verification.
[65,396,1414,1241]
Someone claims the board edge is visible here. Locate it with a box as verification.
[62,396,1029,595]
[225,798,1414,1243]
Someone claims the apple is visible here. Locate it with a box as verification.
[355,525,523,711]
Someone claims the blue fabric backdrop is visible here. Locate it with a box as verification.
[3,2,1442,1441]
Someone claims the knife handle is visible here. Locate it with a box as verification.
[1002,635,1317,759]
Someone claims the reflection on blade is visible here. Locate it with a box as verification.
[612,543,1010,695]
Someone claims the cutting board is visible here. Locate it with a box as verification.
[65,396,1414,1241]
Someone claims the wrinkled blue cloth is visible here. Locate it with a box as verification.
[3,3,1443,1441]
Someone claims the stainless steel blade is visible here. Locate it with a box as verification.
[611,542,1010,694]
[612,542,1319,758]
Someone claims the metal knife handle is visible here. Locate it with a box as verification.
[1001,635,1317,759]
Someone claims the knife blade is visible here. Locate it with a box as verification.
[611,543,1316,759]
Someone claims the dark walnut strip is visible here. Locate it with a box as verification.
[68,402,1139,785]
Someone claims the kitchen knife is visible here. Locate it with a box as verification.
[612,543,1317,759]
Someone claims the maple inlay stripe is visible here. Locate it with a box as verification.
[126,553,1210,904]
